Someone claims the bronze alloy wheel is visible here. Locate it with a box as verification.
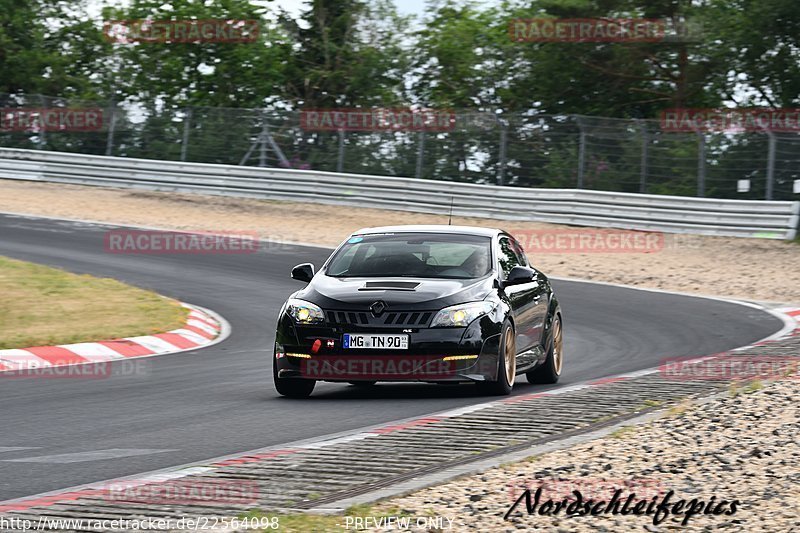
[478,320,516,395]
[552,315,563,376]
[526,313,563,385]
[504,325,516,385]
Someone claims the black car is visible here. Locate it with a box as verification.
[273,225,563,398]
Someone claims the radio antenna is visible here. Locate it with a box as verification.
[447,196,454,225]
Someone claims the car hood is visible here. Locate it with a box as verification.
[295,274,495,309]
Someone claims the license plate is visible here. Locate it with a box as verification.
[343,334,409,350]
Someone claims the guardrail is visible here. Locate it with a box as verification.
[0,147,797,239]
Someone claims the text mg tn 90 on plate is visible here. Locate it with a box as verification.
[343,334,409,349]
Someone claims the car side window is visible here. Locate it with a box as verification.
[510,237,529,266]
[497,236,523,278]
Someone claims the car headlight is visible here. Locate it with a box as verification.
[431,301,495,327]
[286,298,325,325]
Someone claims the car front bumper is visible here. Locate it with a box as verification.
[274,313,503,382]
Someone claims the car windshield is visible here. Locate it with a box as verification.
[326,233,492,279]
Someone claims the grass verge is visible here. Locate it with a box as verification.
[0,255,188,349]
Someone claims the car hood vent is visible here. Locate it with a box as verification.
[359,281,420,291]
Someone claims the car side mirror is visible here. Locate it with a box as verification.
[291,263,315,283]
[504,265,537,286]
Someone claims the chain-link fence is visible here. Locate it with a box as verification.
[1,93,798,200]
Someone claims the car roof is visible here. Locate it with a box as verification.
[351,225,503,238]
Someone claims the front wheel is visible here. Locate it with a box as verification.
[527,313,563,384]
[273,355,316,398]
[478,320,515,396]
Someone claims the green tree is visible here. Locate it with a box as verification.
[278,0,412,173]
[103,0,289,108]
[702,0,800,107]
[500,0,722,117]
[280,0,410,108]
[0,0,108,98]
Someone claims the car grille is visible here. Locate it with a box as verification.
[325,310,434,327]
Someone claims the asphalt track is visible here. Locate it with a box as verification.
[0,213,783,501]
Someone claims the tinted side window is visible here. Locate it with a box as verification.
[498,236,523,278]
[509,237,529,266]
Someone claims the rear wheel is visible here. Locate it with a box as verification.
[527,313,562,384]
[478,320,515,396]
[273,355,316,398]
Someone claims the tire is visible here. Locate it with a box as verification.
[348,381,377,387]
[527,313,563,384]
[273,355,316,398]
[478,320,516,396]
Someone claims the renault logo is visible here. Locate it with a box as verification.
[369,300,387,317]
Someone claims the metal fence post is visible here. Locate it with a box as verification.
[104,100,117,156]
[37,95,47,150]
[497,120,508,186]
[103,98,120,158]
[180,108,192,161]
[576,117,586,188]
[639,120,648,193]
[258,118,268,167]
[337,129,345,173]
[765,131,776,200]
[415,131,425,179]
[697,131,706,197]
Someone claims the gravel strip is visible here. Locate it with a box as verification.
[375,375,800,532]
